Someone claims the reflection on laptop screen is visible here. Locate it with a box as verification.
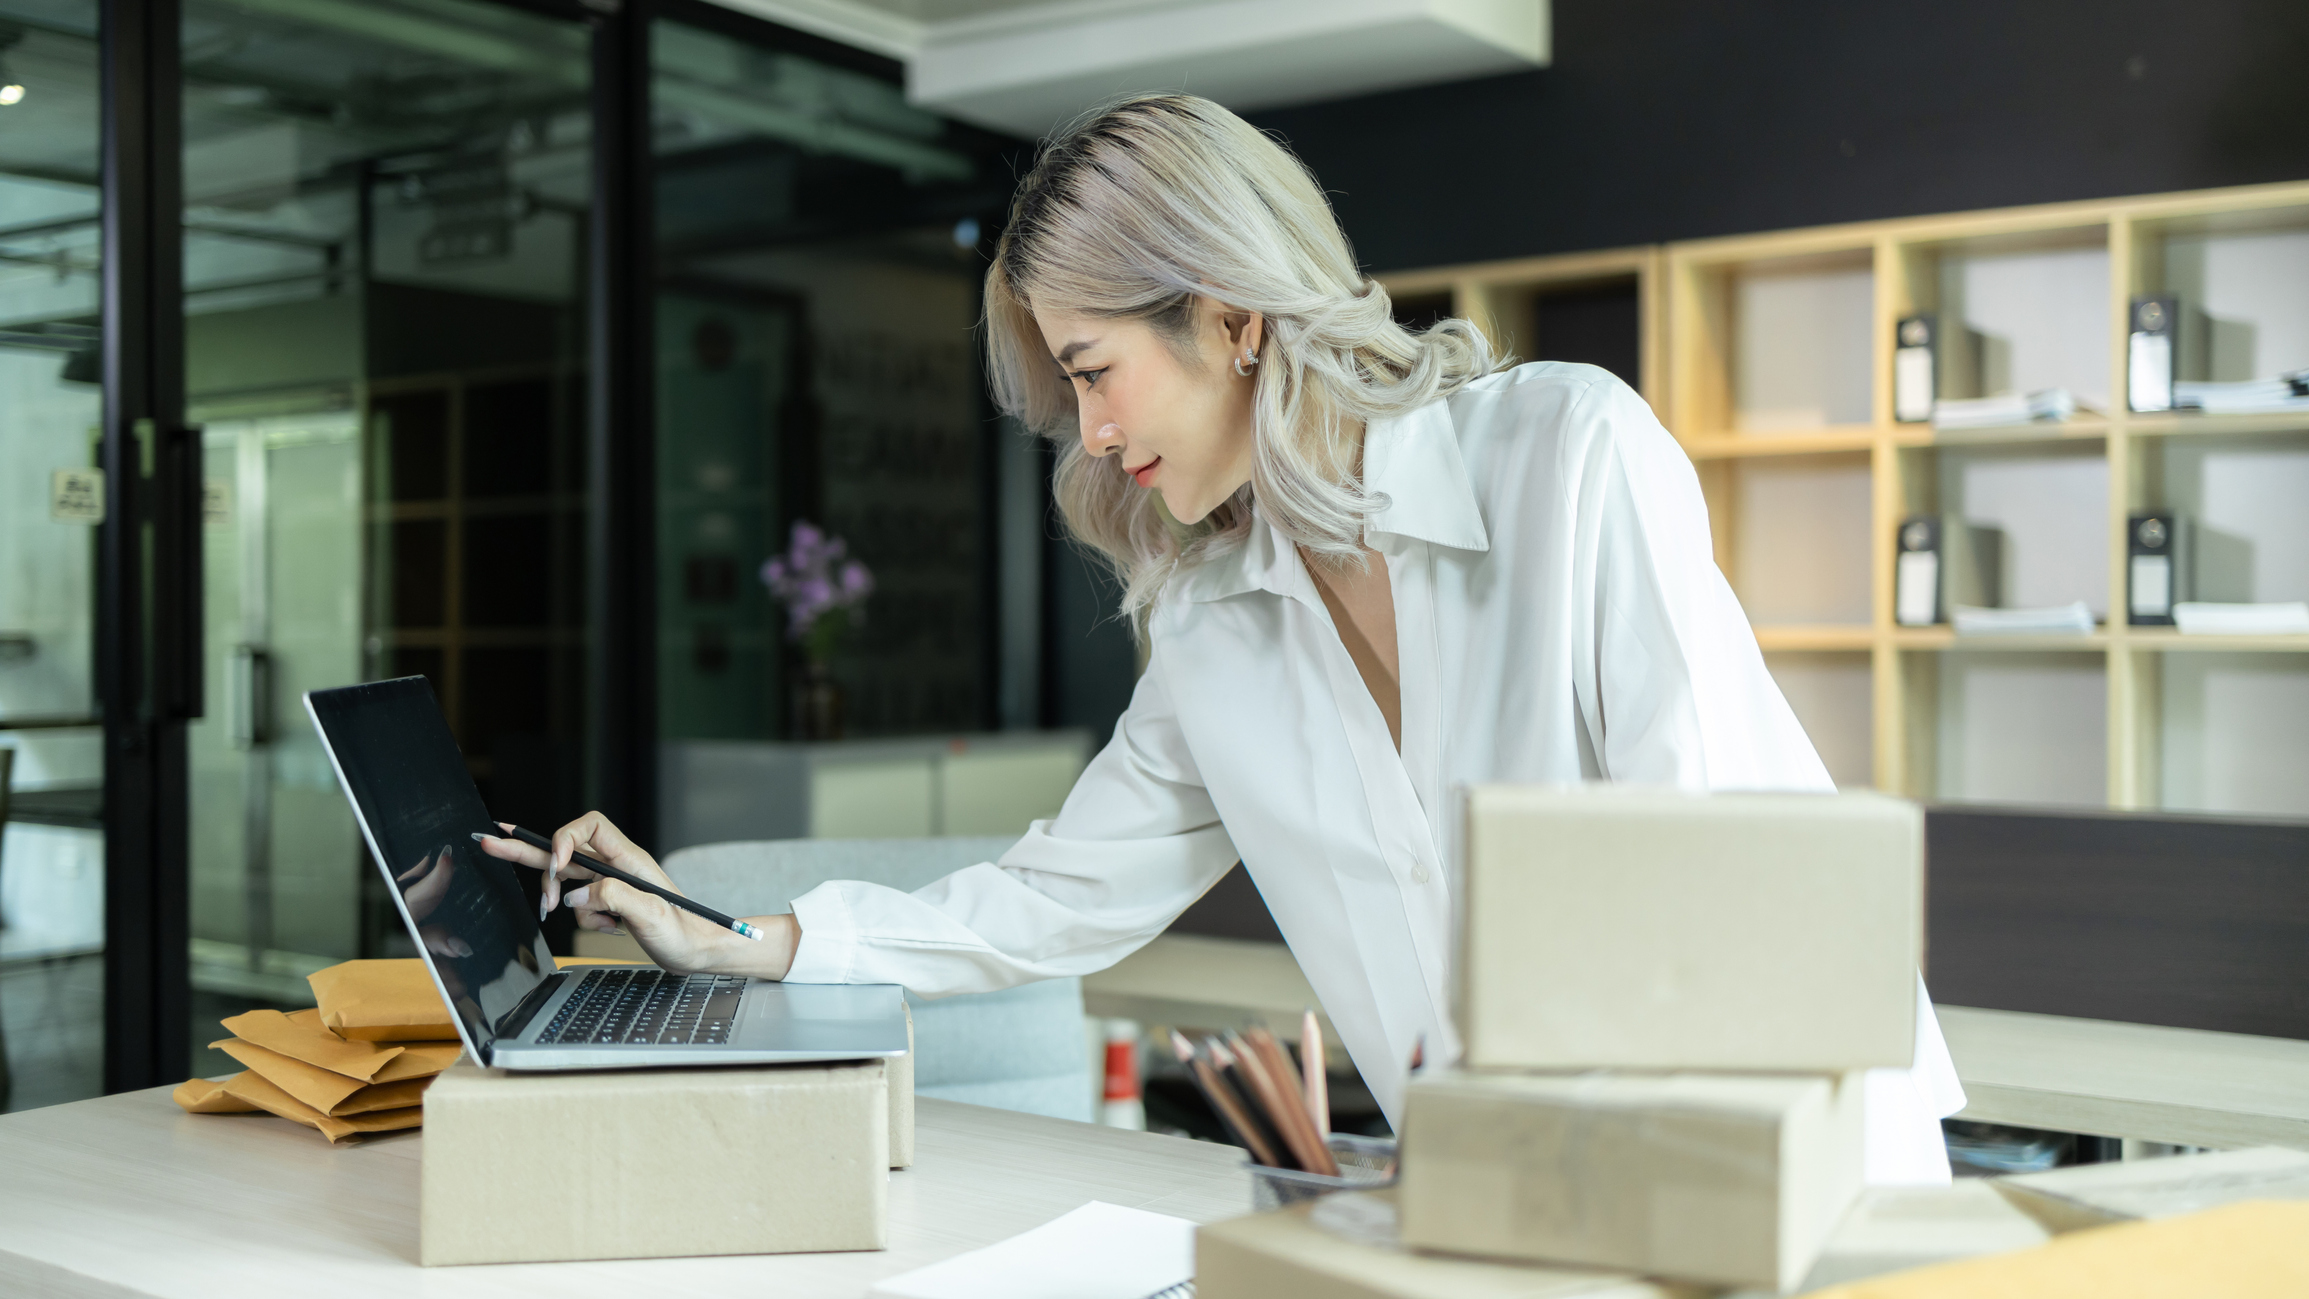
[306,677,553,1055]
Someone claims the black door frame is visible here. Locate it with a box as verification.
[587,1,658,848]
[98,0,193,1094]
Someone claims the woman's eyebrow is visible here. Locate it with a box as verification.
[1054,339,1099,365]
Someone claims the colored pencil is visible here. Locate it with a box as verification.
[1238,1028,1339,1177]
[1209,1037,1301,1171]
[1301,1008,1329,1136]
[1172,1031,1282,1169]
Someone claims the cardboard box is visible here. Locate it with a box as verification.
[1398,1068,1865,1292]
[421,1058,889,1265]
[889,1001,915,1169]
[1197,1190,1703,1299]
[1457,786,1921,1071]
[1992,1145,2309,1233]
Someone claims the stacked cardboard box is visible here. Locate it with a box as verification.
[1395,787,1926,1293]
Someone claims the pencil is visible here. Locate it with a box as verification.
[481,826,765,941]
[1220,1034,1316,1172]
[1210,1037,1301,1171]
[1173,1032,1283,1168]
[1245,1027,1337,1176]
[1238,1029,1339,1177]
[1301,1008,1329,1136]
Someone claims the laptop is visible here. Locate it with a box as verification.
[305,676,910,1071]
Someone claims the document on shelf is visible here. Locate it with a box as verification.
[2172,370,2309,415]
[2173,602,2309,635]
[868,1200,1195,1299]
[1952,603,2095,635]
[1932,389,2089,430]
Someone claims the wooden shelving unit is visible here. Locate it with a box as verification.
[1379,178,2309,818]
[1379,246,1664,412]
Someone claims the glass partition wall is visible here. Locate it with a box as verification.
[0,0,1023,1106]
[650,15,1011,748]
[176,0,595,1076]
[0,0,105,1111]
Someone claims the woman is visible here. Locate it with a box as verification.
[483,94,1963,1182]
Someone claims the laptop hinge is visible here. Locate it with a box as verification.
[493,968,569,1045]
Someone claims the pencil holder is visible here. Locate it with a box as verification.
[1246,1134,1397,1212]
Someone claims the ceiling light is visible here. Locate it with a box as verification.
[0,83,24,107]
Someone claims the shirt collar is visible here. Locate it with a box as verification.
[1361,397,1490,553]
[1175,397,1489,606]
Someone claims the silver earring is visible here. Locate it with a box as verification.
[1232,348,1260,377]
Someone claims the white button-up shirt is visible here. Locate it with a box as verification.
[787,362,1967,1183]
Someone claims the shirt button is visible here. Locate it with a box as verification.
[1411,864,1431,885]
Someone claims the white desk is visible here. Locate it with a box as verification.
[0,1087,1250,1297]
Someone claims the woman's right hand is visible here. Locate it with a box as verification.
[476,811,798,978]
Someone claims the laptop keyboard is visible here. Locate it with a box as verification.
[536,968,749,1047]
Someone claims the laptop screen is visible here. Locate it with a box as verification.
[305,677,554,1058]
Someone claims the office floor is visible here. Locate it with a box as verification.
[0,955,100,1113]
[1,954,277,1114]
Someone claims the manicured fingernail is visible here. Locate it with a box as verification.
[538,896,548,920]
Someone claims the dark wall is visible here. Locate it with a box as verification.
[1248,0,2309,272]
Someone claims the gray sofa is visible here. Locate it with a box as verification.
[661,836,1093,1122]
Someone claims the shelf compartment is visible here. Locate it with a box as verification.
[2158,652,2309,819]
[1764,650,1873,789]
[2133,430,2309,607]
[1934,649,2108,809]
[1929,441,2113,620]
[1709,451,1873,627]
[1668,242,1875,440]
[2132,203,2309,391]
[1893,223,2113,416]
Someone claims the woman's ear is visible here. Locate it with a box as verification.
[1210,301,1264,362]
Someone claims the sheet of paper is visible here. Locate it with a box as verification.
[867,1201,1194,1299]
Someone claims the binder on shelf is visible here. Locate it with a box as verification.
[2128,297,2179,413]
[1894,315,1936,423]
[1895,515,2001,627]
[2127,513,2192,626]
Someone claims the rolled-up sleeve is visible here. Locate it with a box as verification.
[782,640,1241,994]
[1573,379,1834,793]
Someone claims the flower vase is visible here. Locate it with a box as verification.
[794,661,845,741]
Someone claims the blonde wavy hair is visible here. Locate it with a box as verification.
[984,94,1498,620]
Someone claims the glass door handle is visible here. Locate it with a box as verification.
[228,646,273,749]
[148,418,206,722]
